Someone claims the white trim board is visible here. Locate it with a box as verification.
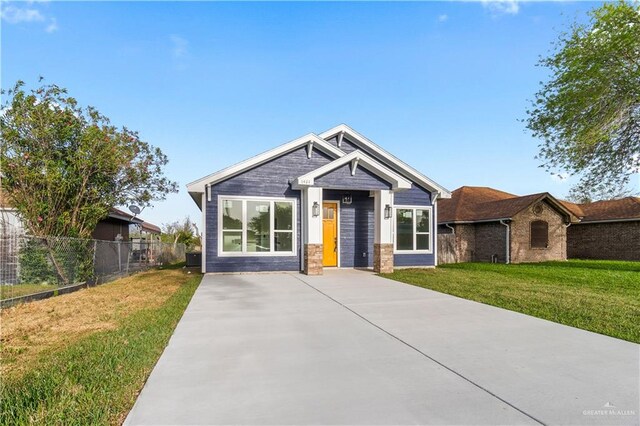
[216,195,297,257]
[292,150,411,191]
[319,124,451,198]
[393,204,434,254]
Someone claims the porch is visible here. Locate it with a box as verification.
[299,187,395,275]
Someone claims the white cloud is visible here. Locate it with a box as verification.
[438,14,449,22]
[45,17,57,33]
[1,2,58,32]
[481,0,520,16]
[0,4,45,24]
[170,35,189,58]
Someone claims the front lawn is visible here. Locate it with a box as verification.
[0,264,201,425]
[382,260,640,343]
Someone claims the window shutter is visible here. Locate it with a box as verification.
[530,220,548,248]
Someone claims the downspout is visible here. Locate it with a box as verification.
[564,221,572,261]
[499,219,510,264]
[445,223,455,234]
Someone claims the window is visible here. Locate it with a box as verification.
[395,206,432,252]
[530,220,548,248]
[219,197,295,255]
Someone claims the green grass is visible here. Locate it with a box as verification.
[0,270,201,425]
[382,260,640,343]
[0,283,60,301]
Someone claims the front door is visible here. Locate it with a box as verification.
[322,202,338,267]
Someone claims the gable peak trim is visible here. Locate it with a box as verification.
[319,124,451,198]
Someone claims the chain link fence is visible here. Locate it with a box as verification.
[0,233,186,302]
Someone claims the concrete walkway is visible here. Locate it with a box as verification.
[126,270,639,425]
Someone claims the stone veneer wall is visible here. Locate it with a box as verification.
[510,201,566,263]
[567,221,640,261]
[304,244,323,275]
[373,243,394,273]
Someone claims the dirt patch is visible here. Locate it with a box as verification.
[0,267,192,377]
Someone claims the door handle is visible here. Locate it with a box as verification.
[334,237,338,252]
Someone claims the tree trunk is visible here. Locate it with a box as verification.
[43,237,69,285]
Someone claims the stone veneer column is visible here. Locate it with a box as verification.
[304,243,323,275]
[374,243,394,273]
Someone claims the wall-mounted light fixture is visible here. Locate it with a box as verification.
[312,201,320,217]
[384,204,392,219]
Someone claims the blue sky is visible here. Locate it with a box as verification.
[2,0,628,227]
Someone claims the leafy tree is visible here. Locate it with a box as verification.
[1,79,178,238]
[526,1,640,197]
[162,217,200,249]
[566,185,636,204]
[1,80,178,283]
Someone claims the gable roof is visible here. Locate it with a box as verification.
[560,197,640,223]
[187,125,451,208]
[186,133,344,199]
[292,150,412,191]
[319,124,451,198]
[438,186,576,223]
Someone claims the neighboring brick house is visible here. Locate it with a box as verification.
[560,197,640,261]
[438,187,577,264]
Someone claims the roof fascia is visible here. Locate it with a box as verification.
[577,217,640,224]
[438,218,513,225]
[319,124,451,198]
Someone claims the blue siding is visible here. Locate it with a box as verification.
[205,147,333,272]
[315,164,391,191]
[324,190,374,268]
[393,184,432,205]
[326,135,359,153]
[393,184,436,267]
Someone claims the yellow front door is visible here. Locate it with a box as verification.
[322,202,338,267]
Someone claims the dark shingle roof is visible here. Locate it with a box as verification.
[560,197,640,222]
[438,186,575,223]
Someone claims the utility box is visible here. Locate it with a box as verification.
[185,252,202,268]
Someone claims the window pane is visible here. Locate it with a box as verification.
[416,209,430,232]
[417,234,430,250]
[222,231,242,252]
[247,201,270,252]
[274,202,293,230]
[222,200,243,230]
[275,232,293,252]
[396,209,414,250]
[323,206,334,220]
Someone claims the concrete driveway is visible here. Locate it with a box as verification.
[126,270,639,425]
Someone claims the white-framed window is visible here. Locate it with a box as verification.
[394,205,432,253]
[218,196,296,256]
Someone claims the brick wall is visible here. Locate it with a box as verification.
[510,200,567,263]
[567,221,640,261]
[473,222,508,263]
